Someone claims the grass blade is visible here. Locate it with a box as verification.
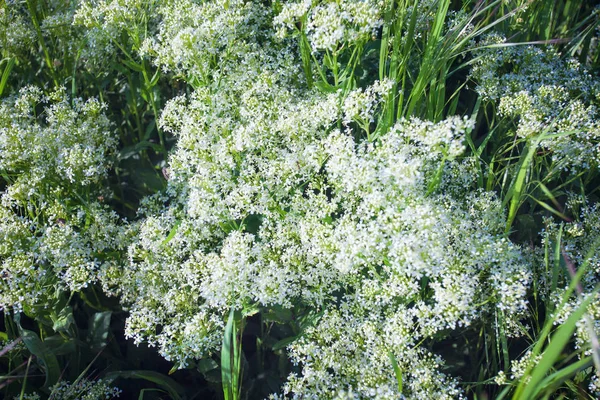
[388,352,403,394]
[0,58,15,97]
[514,293,595,399]
[222,307,242,400]
[504,138,540,234]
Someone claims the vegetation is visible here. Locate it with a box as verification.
[1,0,600,398]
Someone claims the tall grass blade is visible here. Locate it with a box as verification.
[222,307,242,400]
[0,58,15,97]
[388,352,403,394]
[513,293,595,399]
[504,137,541,234]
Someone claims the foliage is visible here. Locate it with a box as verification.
[1,0,600,399]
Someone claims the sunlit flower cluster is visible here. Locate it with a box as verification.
[0,87,129,314]
[540,202,600,358]
[275,0,383,52]
[0,87,115,200]
[2,1,599,397]
[471,37,600,172]
[139,0,270,83]
[84,4,543,396]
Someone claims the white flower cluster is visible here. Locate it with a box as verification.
[505,350,542,383]
[29,378,121,400]
[0,201,132,313]
[0,87,129,314]
[124,109,531,391]
[72,0,158,52]
[0,2,35,58]
[471,37,600,172]
[275,0,384,52]
[0,86,116,204]
[283,304,464,399]
[342,79,393,130]
[139,0,269,83]
[0,0,111,73]
[541,202,600,358]
[105,4,536,396]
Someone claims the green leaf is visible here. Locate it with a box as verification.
[51,306,74,333]
[314,80,338,93]
[221,307,243,400]
[222,308,235,400]
[388,352,403,394]
[203,368,222,383]
[197,358,218,374]
[262,306,293,324]
[119,140,163,160]
[44,335,76,356]
[149,69,161,88]
[537,355,593,397]
[122,58,143,72]
[514,293,595,399]
[504,138,539,234]
[163,220,181,246]
[14,313,61,390]
[87,311,112,351]
[104,370,184,400]
[271,336,298,352]
[0,57,15,97]
[299,30,313,89]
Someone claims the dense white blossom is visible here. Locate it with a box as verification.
[275,0,383,52]
[0,87,128,313]
[471,37,600,172]
[19,378,121,400]
[96,5,539,396]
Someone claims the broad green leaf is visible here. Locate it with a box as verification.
[44,335,76,356]
[104,370,184,400]
[14,313,60,390]
[197,358,218,374]
[51,306,74,333]
[87,311,112,351]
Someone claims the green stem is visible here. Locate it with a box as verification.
[26,0,58,87]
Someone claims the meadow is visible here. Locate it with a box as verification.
[1,0,600,399]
